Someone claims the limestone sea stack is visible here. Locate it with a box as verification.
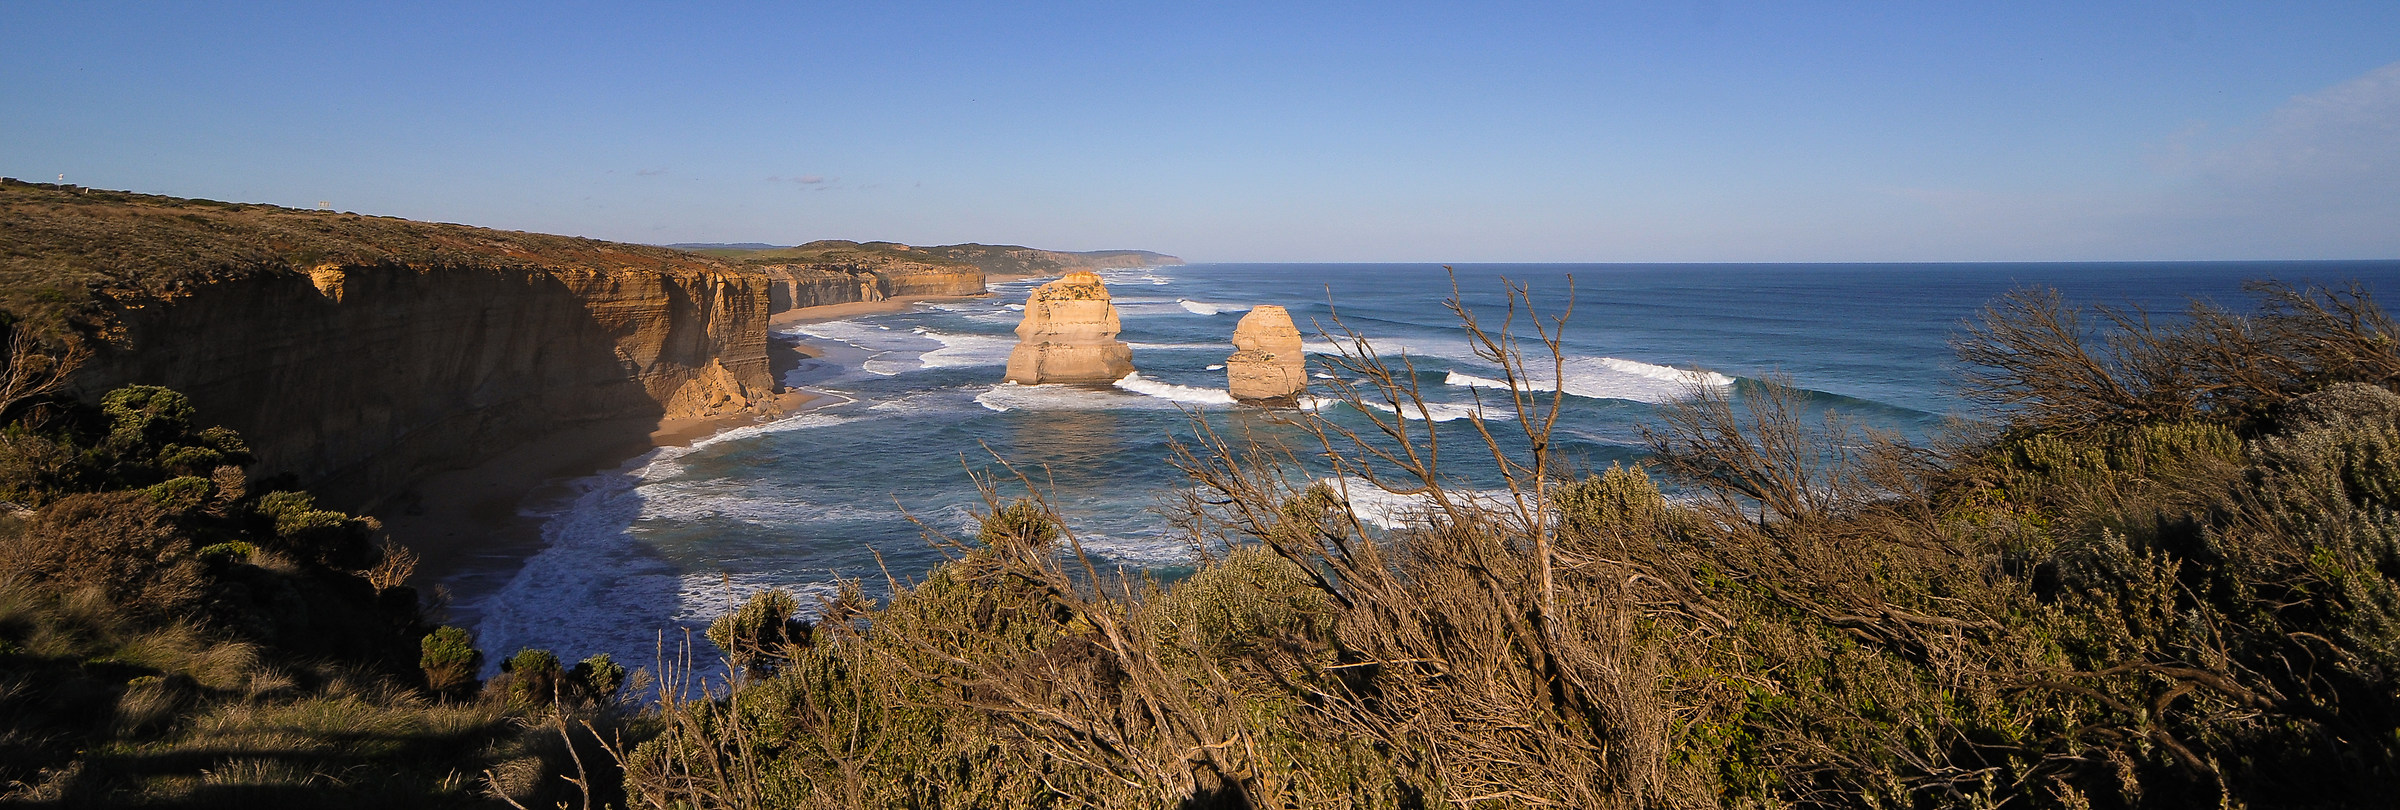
[1004,271,1137,384]
[1226,305,1307,405]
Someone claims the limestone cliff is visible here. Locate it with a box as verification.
[1,180,774,511]
[1226,305,1307,405]
[706,241,984,315]
[1004,271,1135,385]
[912,244,1183,279]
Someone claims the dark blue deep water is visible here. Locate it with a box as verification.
[460,261,2400,673]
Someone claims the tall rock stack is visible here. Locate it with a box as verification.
[1226,305,1307,405]
[1004,271,1137,384]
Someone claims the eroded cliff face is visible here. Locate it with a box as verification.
[1227,305,1306,405]
[1004,271,1135,384]
[76,262,772,511]
[755,259,984,314]
[913,244,1183,278]
[0,183,796,513]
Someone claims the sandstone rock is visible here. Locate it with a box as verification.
[1226,305,1306,405]
[1004,271,1136,384]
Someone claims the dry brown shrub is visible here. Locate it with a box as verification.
[0,490,202,614]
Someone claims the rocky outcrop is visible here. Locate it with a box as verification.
[1226,305,1306,405]
[1004,271,1135,384]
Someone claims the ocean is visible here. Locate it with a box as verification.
[455,260,2400,675]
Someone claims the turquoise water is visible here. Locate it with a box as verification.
[457,261,2400,673]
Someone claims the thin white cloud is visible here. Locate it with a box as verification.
[2197,60,2400,186]
[1868,61,2400,260]
[2125,60,2400,258]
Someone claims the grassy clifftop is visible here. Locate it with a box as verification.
[689,239,1180,278]
[0,178,735,335]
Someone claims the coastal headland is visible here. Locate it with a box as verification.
[0,178,1180,584]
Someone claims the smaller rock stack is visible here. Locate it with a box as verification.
[1226,305,1306,405]
[1004,271,1137,384]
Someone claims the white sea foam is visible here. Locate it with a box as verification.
[472,469,685,676]
[975,382,1166,413]
[634,481,892,527]
[1112,372,1238,406]
[1067,531,1197,567]
[1443,357,1735,404]
[868,389,965,415]
[468,411,859,674]
[688,411,858,451]
[1355,398,1509,422]
[1176,299,1250,316]
[1302,336,1482,366]
[674,577,839,626]
[912,328,1016,369]
[860,357,913,376]
[1097,268,1174,286]
[1320,477,1521,531]
[790,319,886,348]
[1125,341,1225,351]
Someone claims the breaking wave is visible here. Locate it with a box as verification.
[1444,357,1735,404]
[1177,299,1250,316]
[1355,398,1510,423]
[1112,372,1238,406]
[912,328,1015,369]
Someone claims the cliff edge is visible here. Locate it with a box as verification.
[0,179,774,511]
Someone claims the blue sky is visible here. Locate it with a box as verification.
[4,2,2395,261]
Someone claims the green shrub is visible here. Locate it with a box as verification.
[1553,463,1674,544]
[1152,545,1334,664]
[977,498,1058,549]
[501,648,563,708]
[706,589,812,677]
[420,626,481,697]
[571,654,626,703]
[195,540,255,563]
[251,490,379,568]
[101,385,194,454]
[143,475,212,510]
